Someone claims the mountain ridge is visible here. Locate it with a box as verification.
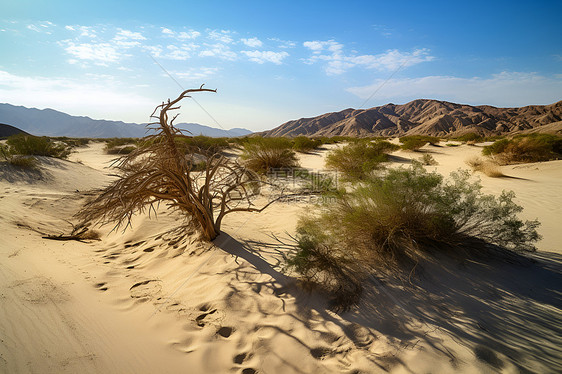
[261,99,562,137]
[0,103,252,138]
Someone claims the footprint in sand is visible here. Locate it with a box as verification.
[195,304,225,328]
[241,368,257,374]
[94,282,108,291]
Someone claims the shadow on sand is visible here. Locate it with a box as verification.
[214,232,562,373]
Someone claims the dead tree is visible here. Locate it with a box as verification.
[78,86,281,241]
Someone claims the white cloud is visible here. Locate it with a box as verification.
[269,38,296,49]
[208,29,234,44]
[241,37,263,48]
[161,27,200,40]
[346,72,562,108]
[175,67,219,81]
[241,50,289,65]
[143,45,163,58]
[62,41,121,64]
[27,21,55,34]
[114,29,146,41]
[303,39,434,75]
[165,45,190,60]
[178,30,200,39]
[199,44,237,60]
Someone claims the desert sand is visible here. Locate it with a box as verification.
[1,141,561,373]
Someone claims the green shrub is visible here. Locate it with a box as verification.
[292,136,322,152]
[175,135,230,156]
[482,134,562,163]
[6,134,70,158]
[326,140,399,180]
[8,155,38,168]
[419,153,438,165]
[240,137,299,173]
[399,135,440,151]
[106,145,137,155]
[288,165,540,308]
[455,133,483,143]
[104,138,139,148]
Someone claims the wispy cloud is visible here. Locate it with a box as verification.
[347,72,562,107]
[199,43,237,60]
[161,27,200,40]
[61,41,122,64]
[174,67,219,81]
[207,29,234,44]
[241,50,289,64]
[241,37,263,48]
[303,39,434,75]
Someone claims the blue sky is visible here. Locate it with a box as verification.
[1,0,561,131]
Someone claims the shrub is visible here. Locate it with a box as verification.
[175,135,230,156]
[288,165,540,308]
[482,134,562,164]
[6,134,70,158]
[465,156,504,177]
[325,140,399,180]
[240,137,299,173]
[292,136,322,153]
[419,153,438,166]
[106,145,137,155]
[455,133,483,143]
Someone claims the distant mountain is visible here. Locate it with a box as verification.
[0,103,252,138]
[0,123,29,138]
[262,99,562,137]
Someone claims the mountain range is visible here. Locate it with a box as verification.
[262,99,562,137]
[0,103,252,138]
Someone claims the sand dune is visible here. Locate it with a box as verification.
[1,142,561,373]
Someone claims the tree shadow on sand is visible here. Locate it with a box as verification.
[214,233,562,373]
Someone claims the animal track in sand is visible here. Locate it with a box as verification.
[233,352,248,364]
[241,368,257,374]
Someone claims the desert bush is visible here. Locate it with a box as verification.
[175,135,230,156]
[292,136,322,153]
[0,144,38,168]
[325,140,399,180]
[106,145,137,155]
[482,134,562,164]
[240,137,299,173]
[399,136,429,151]
[455,133,483,143]
[465,156,504,177]
[79,87,273,241]
[419,153,438,165]
[6,134,70,158]
[288,165,540,308]
[53,137,91,147]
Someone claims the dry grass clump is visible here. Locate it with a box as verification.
[240,137,299,174]
[5,134,70,158]
[287,165,540,309]
[325,140,399,181]
[482,134,562,164]
[399,135,440,151]
[292,136,322,153]
[79,87,270,241]
[465,156,504,177]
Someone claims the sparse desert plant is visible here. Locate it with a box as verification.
[482,134,562,164]
[399,137,429,151]
[292,136,322,153]
[288,165,540,308]
[465,156,504,177]
[0,144,38,169]
[78,87,277,241]
[455,132,484,143]
[175,135,230,156]
[6,134,70,158]
[240,137,299,174]
[325,140,399,180]
[105,145,137,155]
[419,153,438,166]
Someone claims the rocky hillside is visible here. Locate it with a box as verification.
[262,99,562,137]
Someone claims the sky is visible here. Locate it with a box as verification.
[1,0,561,132]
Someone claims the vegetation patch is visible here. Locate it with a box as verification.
[325,140,399,181]
[399,135,440,151]
[287,165,540,309]
[240,137,299,173]
[482,134,562,164]
[4,134,70,159]
[292,136,322,153]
